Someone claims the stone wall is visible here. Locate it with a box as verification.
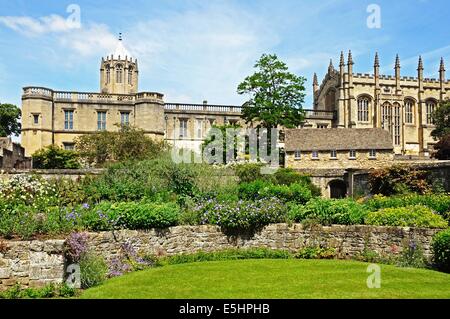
[0,239,65,290]
[0,224,441,290]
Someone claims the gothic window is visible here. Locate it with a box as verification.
[381,102,392,133]
[128,67,133,85]
[116,64,123,84]
[426,100,436,124]
[393,103,401,146]
[405,99,414,124]
[106,65,111,84]
[357,97,370,122]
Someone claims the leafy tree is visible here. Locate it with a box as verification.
[202,124,241,164]
[431,101,450,139]
[0,103,21,137]
[32,145,81,169]
[433,133,450,160]
[75,125,166,166]
[237,54,306,129]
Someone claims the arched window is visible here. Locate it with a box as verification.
[128,67,133,85]
[105,65,110,84]
[381,102,392,133]
[357,96,370,122]
[404,99,414,124]
[426,100,436,124]
[393,103,401,146]
[116,64,123,84]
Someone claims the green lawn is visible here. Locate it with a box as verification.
[81,259,450,299]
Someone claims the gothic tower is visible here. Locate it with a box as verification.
[100,34,139,94]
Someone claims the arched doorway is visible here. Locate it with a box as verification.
[329,180,347,199]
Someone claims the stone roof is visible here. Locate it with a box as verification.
[285,128,394,151]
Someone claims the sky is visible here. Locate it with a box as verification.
[1,0,450,117]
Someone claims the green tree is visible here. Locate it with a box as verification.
[0,103,21,137]
[75,125,166,166]
[237,54,306,129]
[32,145,81,169]
[202,124,241,164]
[431,101,450,139]
[433,133,450,160]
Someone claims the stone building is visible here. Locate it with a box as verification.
[284,128,394,170]
[311,51,448,156]
[0,137,31,169]
[20,37,446,160]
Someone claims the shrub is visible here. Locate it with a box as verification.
[0,283,75,299]
[432,228,450,272]
[397,241,427,268]
[195,197,287,232]
[289,198,368,225]
[32,145,80,169]
[234,163,267,183]
[79,253,108,289]
[238,180,313,204]
[295,246,337,259]
[365,205,448,228]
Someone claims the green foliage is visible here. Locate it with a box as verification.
[237,54,306,128]
[194,197,288,232]
[365,205,448,228]
[79,253,108,289]
[75,125,166,166]
[397,241,427,268]
[295,246,337,259]
[432,228,450,272]
[238,180,313,204]
[32,145,81,169]
[369,165,432,196]
[288,198,368,225]
[431,100,450,139]
[365,194,450,220]
[201,124,241,164]
[0,103,21,137]
[0,283,75,299]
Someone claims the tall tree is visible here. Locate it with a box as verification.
[0,103,21,137]
[237,54,306,129]
[431,101,450,139]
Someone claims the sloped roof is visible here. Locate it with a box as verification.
[285,128,394,151]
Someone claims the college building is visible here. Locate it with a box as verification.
[21,38,447,164]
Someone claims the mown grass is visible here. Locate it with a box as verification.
[81,259,450,299]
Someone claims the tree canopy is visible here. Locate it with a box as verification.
[431,101,450,139]
[0,103,21,137]
[237,54,306,129]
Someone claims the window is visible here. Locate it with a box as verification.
[426,101,436,124]
[33,114,39,125]
[357,97,370,122]
[97,111,107,131]
[64,110,74,130]
[63,143,75,151]
[393,103,401,146]
[294,150,301,159]
[196,119,203,138]
[405,99,414,124]
[369,149,377,158]
[179,119,188,138]
[381,102,392,133]
[330,150,337,159]
[349,150,356,159]
[116,64,123,83]
[128,67,133,85]
[106,65,111,84]
[121,112,130,126]
[312,151,319,159]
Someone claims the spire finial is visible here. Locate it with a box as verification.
[374,52,379,67]
[348,50,354,65]
[440,57,445,72]
[328,59,334,73]
[418,56,424,71]
[395,54,400,68]
[313,72,318,85]
[339,51,345,67]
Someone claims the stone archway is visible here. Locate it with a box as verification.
[328,179,347,199]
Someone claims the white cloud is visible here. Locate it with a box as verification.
[0,14,79,36]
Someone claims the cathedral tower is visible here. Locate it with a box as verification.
[100,34,139,94]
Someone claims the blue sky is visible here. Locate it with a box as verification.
[1,0,450,112]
